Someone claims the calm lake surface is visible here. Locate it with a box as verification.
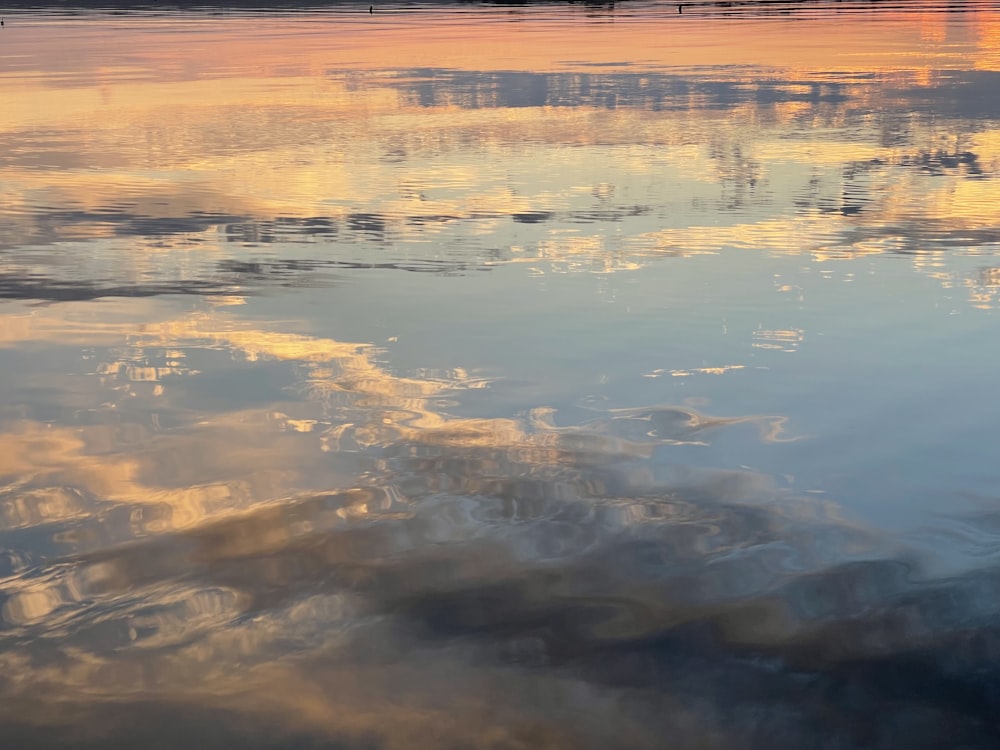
[2,1,1000,747]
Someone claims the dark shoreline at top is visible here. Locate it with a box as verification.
[0,0,983,11]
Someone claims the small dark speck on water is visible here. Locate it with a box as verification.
[369,5,373,12]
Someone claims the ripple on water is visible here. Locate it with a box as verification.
[2,5,1000,748]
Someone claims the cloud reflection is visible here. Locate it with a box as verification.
[2,7,1000,747]
[2,398,1000,748]
[0,294,998,747]
[4,43,1000,306]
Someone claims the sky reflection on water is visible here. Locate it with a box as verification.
[2,2,1000,748]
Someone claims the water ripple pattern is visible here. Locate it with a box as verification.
[1,3,1000,749]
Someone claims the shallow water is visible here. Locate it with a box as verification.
[1,1,1000,747]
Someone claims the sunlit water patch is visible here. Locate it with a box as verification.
[1,2,1000,748]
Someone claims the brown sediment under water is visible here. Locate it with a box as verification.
[1,2,1000,747]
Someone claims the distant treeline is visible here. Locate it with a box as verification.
[0,0,976,10]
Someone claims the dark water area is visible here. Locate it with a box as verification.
[2,2,1000,747]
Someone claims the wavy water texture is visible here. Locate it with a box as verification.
[2,7,1000,306]
[2,5,1000,749]
[1,406,999,748]
[0,300,997,747]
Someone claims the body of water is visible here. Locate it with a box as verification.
[2,2,1000,747]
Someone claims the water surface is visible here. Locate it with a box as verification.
[2,2,1000,747]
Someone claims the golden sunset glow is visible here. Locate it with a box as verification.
[2,4,1000,747]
